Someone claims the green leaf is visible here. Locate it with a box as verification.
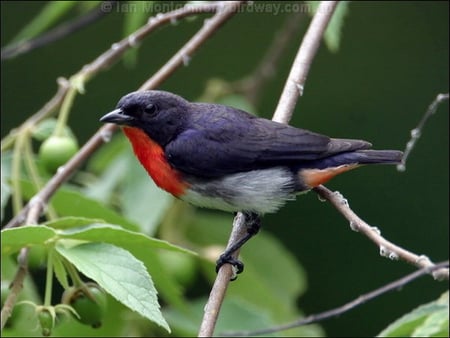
[20,179,140,231]
[57,222,195,255]
[1,225,56,256]
[56,221,196,313]
[55,242,170,332]
[43,216,105,230]
[378,291,449,337]
[52,250,70,289]
[11,1,78,44]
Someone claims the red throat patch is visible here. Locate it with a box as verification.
[122,127,187,196]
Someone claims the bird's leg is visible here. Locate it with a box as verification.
[215,212,261,280]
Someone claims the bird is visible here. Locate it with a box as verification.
[100,90,403,276]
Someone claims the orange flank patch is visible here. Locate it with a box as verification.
[300,164,360,188]
[123,127,187,196]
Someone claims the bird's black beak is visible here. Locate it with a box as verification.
[100,109,134,125]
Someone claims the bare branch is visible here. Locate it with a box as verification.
[397,93,449,172]
[223,261,449,337]
[272,1,338,123]
[313,185,449,281]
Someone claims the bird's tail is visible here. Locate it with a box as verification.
[348,150,403,165]
[301,149,403,170]
[297,150,403,188]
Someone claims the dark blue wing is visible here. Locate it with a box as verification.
[165,104,370,178]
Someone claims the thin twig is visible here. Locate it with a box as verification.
[1,1,244,329]
[313,185,449,281]
[222,260,449,337]
[140,1,243,91]
[1,1,117,60]
[198,2,339,337]
[0,198,40,329]
[272,1,338,123]
[198,213,249,337]
[397,93,449,172]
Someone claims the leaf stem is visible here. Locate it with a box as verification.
[44,249,54,306]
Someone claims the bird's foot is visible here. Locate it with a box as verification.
[215,253,244,281]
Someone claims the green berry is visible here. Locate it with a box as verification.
[39,135,78,173]
[37,308,55,337]
[64,284,107,328]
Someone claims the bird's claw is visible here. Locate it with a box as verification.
[216,254,244,281]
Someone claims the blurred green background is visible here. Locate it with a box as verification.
[1,1,448,337]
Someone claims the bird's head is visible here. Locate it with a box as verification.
[100,90,189,146]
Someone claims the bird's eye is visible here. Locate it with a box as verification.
[144,103,158,116]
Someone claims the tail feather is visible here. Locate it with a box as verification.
[300,149,403,170]
[350,150,403,165]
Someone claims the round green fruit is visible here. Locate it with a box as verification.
[39,136,78,173]
[67,284,107,328]
[37,308,55,337]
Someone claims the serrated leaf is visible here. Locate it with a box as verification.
[55,242,170,332]
[1,225,56,255]
[11,1,78,44]
[57,222,193,313]
[378,291,449,337]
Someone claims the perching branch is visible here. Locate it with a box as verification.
[313,185,449,281]
[198,2,339,337]
[1,1,244,330]
[223,260,449,336]
[272,1,339,123]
